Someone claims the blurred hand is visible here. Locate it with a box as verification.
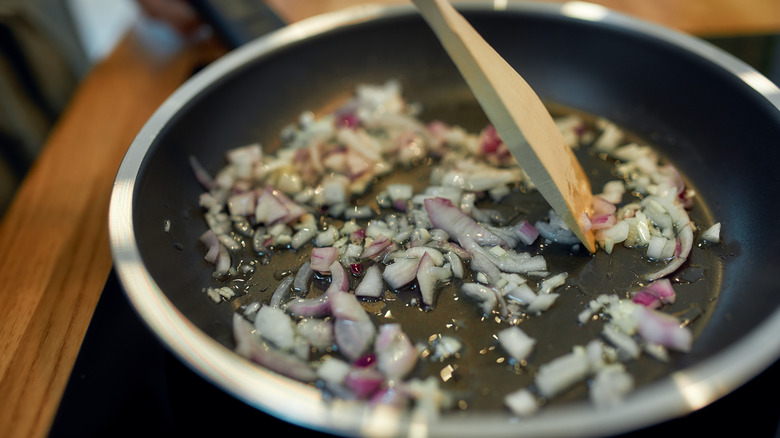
[136,0,203,35]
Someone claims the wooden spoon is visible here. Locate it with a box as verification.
[412,0,596,253]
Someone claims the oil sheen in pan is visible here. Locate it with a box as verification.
[220,99,724,412]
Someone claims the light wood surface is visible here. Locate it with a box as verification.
[1,1,779,437]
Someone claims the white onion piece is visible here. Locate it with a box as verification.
[644,224,693,281]
[504,283,536,305]
[527,293,560,314]
[316,356,351,385]
[254,305,297,351]
[355,264,384,298]
[199,230,221,264]
[460,283,505,316]
[601,324,641,360]
[296,318,335,350]
[213,244,231,278]
[535,347,590,399]
[424,197,502,246]
[383,256,422,290]
[497,326,535,362]
[590,365,634,408]
[416,253,452,306]
[504,388,539,417]
[470,252,502,285]
[233,314,317,382]
[701,222,721,243]
[445,251,464,279]
[292,261,313,292]
[227,191,256,217]
[537,272,567,295]
[269,276,294,308]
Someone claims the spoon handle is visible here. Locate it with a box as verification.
[413,0,596,252]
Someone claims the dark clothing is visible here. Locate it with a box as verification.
[0,0,88,216]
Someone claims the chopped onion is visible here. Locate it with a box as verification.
[424,197,501,246]
[504,388,539,417]
[375,323,418,380]
[311,247,339,273]
[193,82,721,417]
[497,326,535,362]
[535,347,590,399]
[355,264,384,298]
[254,305,297,350]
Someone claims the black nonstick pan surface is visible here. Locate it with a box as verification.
[109,2,780,436]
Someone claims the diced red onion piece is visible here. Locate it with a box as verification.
[344,366,384,399]
[634,306,692,352]
[375,323,418,380]
[285,295,331,318]
[329,290,370,322]
[592,195,617,216]
[311,247,339,273]
[631,291,662,309]
[515,220,540,246]
[189,155,215,190]
[589,214,617,230]
[632,278,676,308]
[361,235,394,261]
[354,353,377,368]
[326,261,350,294]
[335,318,376,362]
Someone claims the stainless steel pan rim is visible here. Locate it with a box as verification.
[108,2,780,436]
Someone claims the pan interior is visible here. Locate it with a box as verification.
[123,4,780,435]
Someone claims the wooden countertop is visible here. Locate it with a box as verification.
[1,1,779,437]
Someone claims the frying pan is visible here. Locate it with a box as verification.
[108,2,780,436]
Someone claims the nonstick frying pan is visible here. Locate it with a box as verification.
[109,2,780,436]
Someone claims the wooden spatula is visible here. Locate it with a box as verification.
[413,0,596,253]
